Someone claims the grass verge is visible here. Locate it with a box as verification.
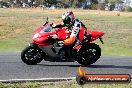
[0,80,132,88]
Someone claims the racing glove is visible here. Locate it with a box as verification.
[52,24,65,28]
[51,23,57,28]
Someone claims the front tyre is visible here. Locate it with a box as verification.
[76,43,101,66]
[21,45,46,65]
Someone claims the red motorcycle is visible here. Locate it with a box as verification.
[21,18,104,65]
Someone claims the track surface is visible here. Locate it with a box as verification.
[0,52,132,80]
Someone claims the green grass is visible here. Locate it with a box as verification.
[0,82,40,88]
[0,81,132,88]
[0,8,132,56]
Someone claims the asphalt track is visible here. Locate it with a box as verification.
[0,52,132,80]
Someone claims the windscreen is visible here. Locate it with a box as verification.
[40,24,51,33]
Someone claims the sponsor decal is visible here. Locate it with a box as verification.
[76,66,131,85]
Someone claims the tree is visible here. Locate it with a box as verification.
[106,0,123,4]
[106,0,123,10]
[93,0,98,4]
[45,0,57,4]
[70,0,85,8]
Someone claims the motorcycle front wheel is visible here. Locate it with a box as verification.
[76,43,101,66]
[21,45,46,65]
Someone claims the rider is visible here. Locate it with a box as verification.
[52,11,87,52]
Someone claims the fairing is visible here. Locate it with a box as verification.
[32,22,104,46]
[56,28,70,40]
[88,30,104,41]
[32,25,70,46]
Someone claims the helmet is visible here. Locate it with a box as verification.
[62,11,75,26]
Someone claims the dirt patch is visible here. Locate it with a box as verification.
[15,29,24,34]
[0,36,6,39]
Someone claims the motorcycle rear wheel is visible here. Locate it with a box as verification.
[76,43,101,66]
[21,45,46,65]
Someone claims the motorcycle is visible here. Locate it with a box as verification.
[21,18,104,66]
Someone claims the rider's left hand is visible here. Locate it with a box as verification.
[51,24,57,28]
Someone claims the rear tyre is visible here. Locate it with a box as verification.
[76,43,101,66]
[21,45,46,65]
